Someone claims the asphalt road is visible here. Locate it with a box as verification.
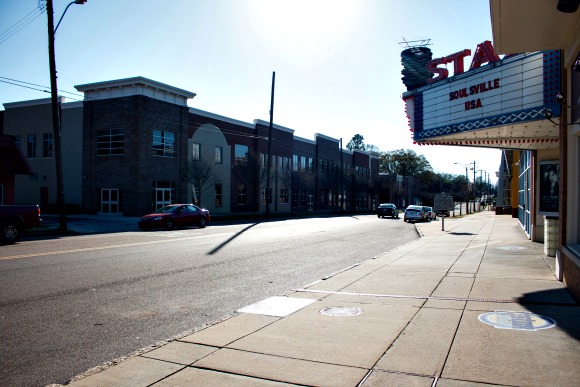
[0,214,418,386]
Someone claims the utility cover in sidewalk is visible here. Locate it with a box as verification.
[320,306,363,317]
[478,310,556,331]
[238,296,316,317]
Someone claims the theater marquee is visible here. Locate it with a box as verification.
[402,42,562,150]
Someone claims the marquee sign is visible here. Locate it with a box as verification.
[402,42,562,147]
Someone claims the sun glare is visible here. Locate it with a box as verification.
[246,0,361,60]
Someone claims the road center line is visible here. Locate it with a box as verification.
[0,232,235,261]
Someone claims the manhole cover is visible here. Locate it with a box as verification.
[497,246,527,251]
[320,306,363,317]
[478,311,556,331]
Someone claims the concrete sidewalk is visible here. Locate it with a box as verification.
[61,211,580,386]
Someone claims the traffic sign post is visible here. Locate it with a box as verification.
[434,192,454,231]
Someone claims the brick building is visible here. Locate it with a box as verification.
[1,76,379,217]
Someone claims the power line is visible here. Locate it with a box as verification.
[0,5,46,46]
[0,76,90,101]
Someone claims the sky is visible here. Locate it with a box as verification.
[0,0,500,183]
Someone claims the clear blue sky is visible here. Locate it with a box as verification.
[0,0,500,183]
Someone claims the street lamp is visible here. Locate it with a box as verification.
[454,162,469,214]
[469,161,476,212]
[47,0,86,231]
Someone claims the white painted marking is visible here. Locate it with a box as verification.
[238,296,316,317]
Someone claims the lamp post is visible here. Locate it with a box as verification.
[469,161,476,212]
[454,162,469,214]
[47,0,86,231]
[477,169,484,211]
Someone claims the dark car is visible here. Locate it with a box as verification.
[138,204,210,230]
[377,203,399,218]
[404,205,426,223]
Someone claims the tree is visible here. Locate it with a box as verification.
[346,134,381,153]
[379,149,432,176]
[187,152,216,206]
[345,134,380,153]
[346,134,366,151]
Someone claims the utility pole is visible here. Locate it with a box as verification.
[265,71,275,217]
[340,138,344,211]
[47,0,66,231]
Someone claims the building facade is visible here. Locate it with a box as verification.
[489,0,580,299]
[401,1,580,299]
[1,76,380,218]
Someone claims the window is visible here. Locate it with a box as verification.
[192,143,200,161]
[27,134,36,159]
[43,133,53,158]
[300,156,306,172]
[260,153,268,167]
[215,146,223,164]
[261,188,272,205]
[100,189,119,214]
[237,184,246,205]
[280,188,289,204]
[293,155,298,171]
[97,128,124,156]
[14,135,21,149]
[235,144,249,165]
[153,181,174,209]
[215,184,222,206]
[153,130,175,157]
[308,157,314,172]
[279,157,289,170]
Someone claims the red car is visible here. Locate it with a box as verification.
[138,204,210,230]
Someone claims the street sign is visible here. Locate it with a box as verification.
[434,192,454,211]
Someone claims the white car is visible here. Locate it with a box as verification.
[404,205,426,222]
[422,206,436,220]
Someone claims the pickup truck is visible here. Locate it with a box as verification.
[0,205,42,243]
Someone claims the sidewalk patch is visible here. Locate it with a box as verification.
[320,306,363,317]
[478,310,556,331]
[497,245,527,251]
[237,296,316,317]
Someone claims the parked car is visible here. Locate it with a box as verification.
[0,204,42,243]
[377,203,399,218]
[404,205,426,223]
[138,204,210,230]
[422,206,436,220]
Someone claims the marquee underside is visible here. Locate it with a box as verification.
[413,117,560,150]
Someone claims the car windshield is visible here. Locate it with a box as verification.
[379,204,392,208]
[156,205,180,213]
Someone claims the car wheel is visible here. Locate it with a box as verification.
[199,217,207,228]
[1,223,20,244]
[165,219,174,230]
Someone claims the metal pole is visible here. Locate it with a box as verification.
[465,166,469,214]
[47,0,67,231]
[471,161,476,213]
[340,138,343,211]
[265,71,275,217]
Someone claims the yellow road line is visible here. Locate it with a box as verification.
[0,232,235,261]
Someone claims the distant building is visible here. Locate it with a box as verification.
[1,76,379,216]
